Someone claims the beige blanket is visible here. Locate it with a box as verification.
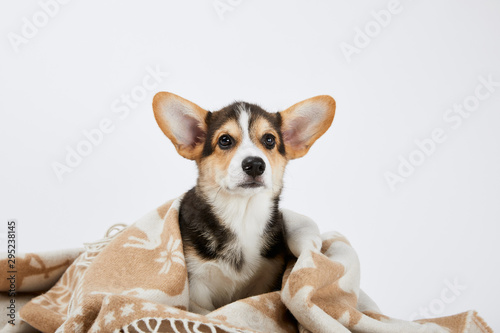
[0,197,492,332]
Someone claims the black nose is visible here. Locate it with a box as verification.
[242,157,266,178]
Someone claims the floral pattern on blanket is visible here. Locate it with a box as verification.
[0,197,492,333]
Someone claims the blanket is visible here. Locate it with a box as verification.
[0,197,492,333]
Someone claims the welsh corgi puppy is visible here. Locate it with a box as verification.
[152,92,336,313]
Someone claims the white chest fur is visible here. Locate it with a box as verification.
[187,191,283,312]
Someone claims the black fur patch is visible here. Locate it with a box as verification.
[179,187,244,270]
[260,197,287,258]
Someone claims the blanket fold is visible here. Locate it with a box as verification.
[0,197,492,333]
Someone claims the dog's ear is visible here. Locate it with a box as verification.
[280,95,336,159]
[153,92,208,160]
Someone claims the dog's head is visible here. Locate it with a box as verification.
[153,92,335,198]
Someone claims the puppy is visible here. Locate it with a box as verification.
[152,92,336,313]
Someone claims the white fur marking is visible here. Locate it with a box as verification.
[222,104,273,192]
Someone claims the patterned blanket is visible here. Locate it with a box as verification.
[0,197,492,332]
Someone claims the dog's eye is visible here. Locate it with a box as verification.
[262,134,276,149]
[218,135,233,149]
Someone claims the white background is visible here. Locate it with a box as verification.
[1,0,499,329]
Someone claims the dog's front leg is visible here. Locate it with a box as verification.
[281,209,322,257]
